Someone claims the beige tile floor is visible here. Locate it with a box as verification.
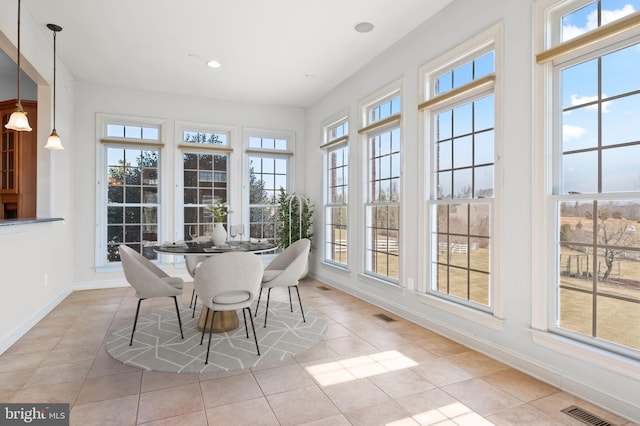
[0,277,636,426]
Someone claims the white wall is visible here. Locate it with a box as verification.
[304,0,639,422]
[72,82,305,287]
[0,1,75,353]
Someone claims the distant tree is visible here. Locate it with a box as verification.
[597,209,638,281]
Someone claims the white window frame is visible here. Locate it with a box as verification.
[95,113,166,271]
[175,121,234,243]
[322,113,350,269]
[418,23,505,328]
[532,0,640,376]
[358,81,403,287]
[243,128,294,246]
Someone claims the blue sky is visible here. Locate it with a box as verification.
[560,2,640,194]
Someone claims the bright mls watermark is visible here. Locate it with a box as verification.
[0,404,69,425]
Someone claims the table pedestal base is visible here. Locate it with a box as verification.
[197,309,239,333]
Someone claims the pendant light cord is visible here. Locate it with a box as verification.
[52,30,57,130]
[16,0,22,111]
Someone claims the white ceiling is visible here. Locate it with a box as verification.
[17,0,452,107]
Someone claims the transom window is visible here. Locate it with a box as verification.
[249,136,287,150]
[368,96,400,124]
[434,51,494,96]
[183,130,229,146]
[560,0,639,41]
[106,124,159,141]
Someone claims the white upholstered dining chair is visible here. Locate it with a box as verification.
[119,245,185,346]
[194,251,264,364]
[254,238,310,328]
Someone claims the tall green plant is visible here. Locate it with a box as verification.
[276,187,314,250]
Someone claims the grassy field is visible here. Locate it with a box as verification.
[328,231,639,351]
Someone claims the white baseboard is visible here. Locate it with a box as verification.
[73,279,129,291]
[0,287,72,355]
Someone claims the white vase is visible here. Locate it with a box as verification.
[212,222,227,246]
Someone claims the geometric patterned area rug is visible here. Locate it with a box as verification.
[106,301,327,374]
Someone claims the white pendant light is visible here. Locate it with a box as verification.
[5,0,32,132]
[45,23,64,150]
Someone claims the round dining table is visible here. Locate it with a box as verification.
[154,240,277,333]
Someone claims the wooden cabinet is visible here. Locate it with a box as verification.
[0,99,37,220]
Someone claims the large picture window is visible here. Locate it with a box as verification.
[246,133,292,244]
[420,25,499,311]
[536,0,640,357]
[361,93,401,283]
[99,119,163,264]
[322,117,349,267]
[180,128,230,241]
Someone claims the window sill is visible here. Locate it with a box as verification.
[321,261,350,274]
[417,292,504,331]
[357,273,405,294]
[530,328,640,380]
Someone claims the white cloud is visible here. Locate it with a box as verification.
[562,24,588,40]
[601,5,636,25]
[562,5,635,41]
[563,124,586,140]
[570,94,612,113]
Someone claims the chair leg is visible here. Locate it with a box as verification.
[246,307,260,356]
[294,286,306,323]
[205,311,216,364]
[254,287,263,316]
[263,288,272,328]
[192,295,198,318]
[189,288,196,308]
[173,296,184,339]
[288,287,293,312]
[200,307,210,345]
[242,307,249,338]
[129,298,143,346]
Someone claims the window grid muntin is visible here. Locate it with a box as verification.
[183,150,229,240]
[324,143,349,266]
[556,198,640,353]
[365,121,401,283]
[436,95,495,200]
[106,145,160,262]
[559,41,640,195]
[431,201,492,310]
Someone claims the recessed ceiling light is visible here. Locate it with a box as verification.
[354,22,374,33]
[206,60,221,69]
